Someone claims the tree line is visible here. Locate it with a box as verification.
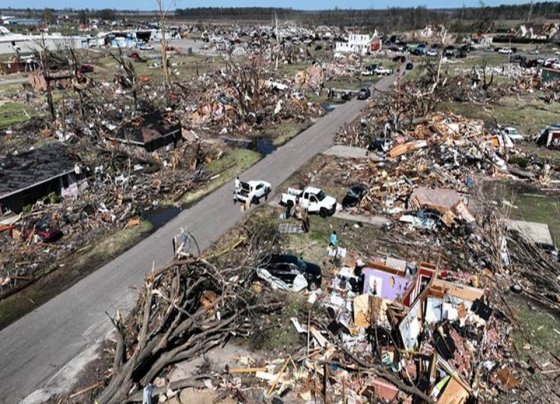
[175,3,560,32]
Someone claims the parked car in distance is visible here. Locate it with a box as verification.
[257,254,322,290]
[361,69,374,76]
[342,184,368,208]
[22,218,63,243]
[374,66,392,75]
[357,87,371,100]
[443,49,455,58]
[138,43,154,50]
[426,49,438,57]
[280,186,337,217]
[498,48,513,54]
[528,48,540,55]
[502,127,524,141]
[234,180,271,204]
[405,62,413,70]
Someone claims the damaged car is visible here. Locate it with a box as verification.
[256,254,322,290]
[342,184,368,208]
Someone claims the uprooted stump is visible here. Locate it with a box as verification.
[97,256,283,404]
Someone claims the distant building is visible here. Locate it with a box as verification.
[335,32,381,55]
[1,16,40,27]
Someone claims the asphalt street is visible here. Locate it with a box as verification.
[0,73,395,403]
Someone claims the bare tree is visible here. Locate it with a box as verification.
[31,39,67,122]
[156,0,174,85]
[110,47,139,110]
[66,46,86,119]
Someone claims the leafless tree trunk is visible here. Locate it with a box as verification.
[156,0,171,85]
[32,44,57,121]
[110,47,138,110]
[67,47,86,119]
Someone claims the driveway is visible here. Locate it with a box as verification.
[0,74,396,403]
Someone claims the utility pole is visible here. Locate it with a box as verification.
[527,0,534,22]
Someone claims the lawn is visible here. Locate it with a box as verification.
[508,193,560,246]
[510,294,560,363]
[439,95,560,136]
[181,148,261,206]
[268,120,312,147]
[277,62,312,78]
[484,180,560,246]
[0,102,36,129]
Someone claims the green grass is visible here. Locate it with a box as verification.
[207,148,260,175]
[277,62,311,78]
[269,120,311,147]
[510,295,560,361]
[439,96,560,136]
[181,148,261,206]
[365,57,399,70]
[452,53,511,69]
[0,102,36,128]
[508,193,560,246]
[325,77,366,91]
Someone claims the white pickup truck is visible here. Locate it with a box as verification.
[374,66,392,76]
[280,186,337,217]
[234,180,271,204]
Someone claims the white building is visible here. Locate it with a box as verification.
[335,32,380,55]
[0,26,83,54]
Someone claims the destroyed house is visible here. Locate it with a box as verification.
[0,144,79,213]
[109,112,181,152]
[28,69,73,92]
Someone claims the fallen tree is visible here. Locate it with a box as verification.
[97,221,283,403]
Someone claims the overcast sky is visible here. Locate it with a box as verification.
[0,0,528,11]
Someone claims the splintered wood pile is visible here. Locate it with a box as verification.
[98,255,283,403]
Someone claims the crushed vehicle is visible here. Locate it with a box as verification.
[280,186,337,217]
[256,253,322,290]
[342,184,368,208]
[367,137,393,152]
[233,180,272,204]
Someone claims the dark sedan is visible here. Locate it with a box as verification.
[342,184,368,208]
[357,87,371,100]
[257,254,322,290]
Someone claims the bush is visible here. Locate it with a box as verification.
[508,156,529,169]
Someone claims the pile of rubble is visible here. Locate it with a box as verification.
[187,60,325,137]
[0,42,344,295]
[335,112,554,223]
[0,125,222,296]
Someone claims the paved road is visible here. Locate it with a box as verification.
[0,74,395,403]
